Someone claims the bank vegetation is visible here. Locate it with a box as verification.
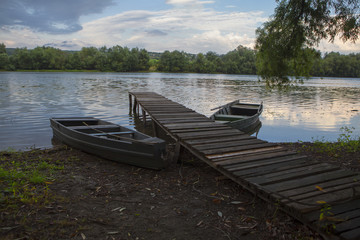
[0,43,359,78]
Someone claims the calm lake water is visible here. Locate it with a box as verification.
[0,72,359,151]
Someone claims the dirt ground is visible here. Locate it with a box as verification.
[2,140,359,240]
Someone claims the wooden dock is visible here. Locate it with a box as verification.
[129,92,360,240]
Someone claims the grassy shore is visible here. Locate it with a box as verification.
[1,136,359,239]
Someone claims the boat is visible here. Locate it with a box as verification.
[50,117,167,169]
[210,100,263,132]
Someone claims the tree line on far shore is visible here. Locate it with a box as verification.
[0,43,359,78]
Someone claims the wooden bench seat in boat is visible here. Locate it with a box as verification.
[67,125,119,130]
[89,131,134,136]
[214,114,251,121]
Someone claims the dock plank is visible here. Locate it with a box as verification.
[247,163,340,186]
[185,135,254,145]
[264,170,357,193]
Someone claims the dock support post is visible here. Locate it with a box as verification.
[172,141,183,163]
[129,94,132,112]
[142,109,146,126]
[152,121,159,137]
[133,99,137,114]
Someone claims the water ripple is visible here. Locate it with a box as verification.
[0,72,359,150]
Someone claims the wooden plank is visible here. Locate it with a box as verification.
[171,127,232,134]
[148,110,196,114]
[247,163,340,186]
[264,170,358,193]
[143,107,194,111]
[142,105,188,108]
[207,146,288,162]
[217,150,297,165]
[279,175,360,199]
[224,154,304,171]
[176,129,237,139]
[158,119,213,124]
[207,145,284,159]
[153,115,206,120]
[340,227,360,240]
[304,199,360,223]
[288,188,359,208]
[194,139,267,151]
[67,124,119,130]
[152,112,203,117]
[163,122,226,129]
[230,156,311,177]
[185,134,254,145]
[157,120,211,125]
[141,104,182,108]
[283,182,359,205]
[53,118,98,122]
[157,116,209,121]
[202,142,278,156]
[164,125,229,132]
[331,208,360,223]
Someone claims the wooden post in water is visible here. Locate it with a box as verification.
[129,94,132,113]
[152,121,158,137]
[133,99,137,114]
[142,109,146,126]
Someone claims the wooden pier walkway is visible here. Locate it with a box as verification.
[129,92,360,240]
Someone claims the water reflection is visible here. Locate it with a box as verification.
[0,72,359,150]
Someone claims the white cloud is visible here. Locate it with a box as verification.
[317,38,360,54]
[166,0,214,6]
[1,0,358,55]
[76,8,266,53]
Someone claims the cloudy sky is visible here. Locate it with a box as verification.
[1,0,359,54]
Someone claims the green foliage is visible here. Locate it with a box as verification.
[1,42,360,77]
[222,46,256,74]
[255,0,360,87]
[0,151,64,207]
[158,50,191,72]
[303,127,360,157]
[318,201,336,234]
[0,43,6,54]
[311,52,360,77]
[2,44,151,72]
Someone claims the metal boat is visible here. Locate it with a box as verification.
[50,117,166,169]
[210,100,263,132]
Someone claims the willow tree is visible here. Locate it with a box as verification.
[255,0,360,87]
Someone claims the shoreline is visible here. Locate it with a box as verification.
[1,70,359,79]
[1,142,359,239]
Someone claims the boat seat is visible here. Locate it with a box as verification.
[214,114,251,120]
[231,105,259,110]
[214,120,230,124]
[89,131,134,136]
[68,125,119,130]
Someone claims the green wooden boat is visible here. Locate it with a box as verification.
[210,100,263,132]
[50,117,167,169]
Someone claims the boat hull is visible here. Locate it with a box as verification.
[210,101,263,133]
[50,117,167,169]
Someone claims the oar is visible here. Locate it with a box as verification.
[210,99,239,111]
